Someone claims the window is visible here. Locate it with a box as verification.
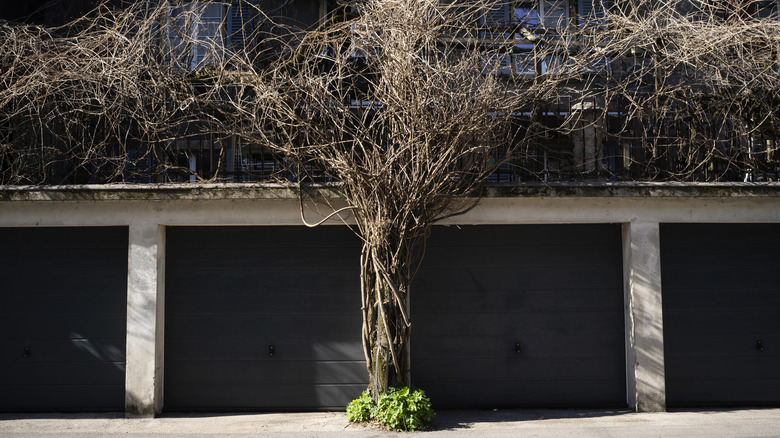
[540,0,570,29]
[517,1,571,75]
[720,0,779,21]
[578,0,608,29]
[226,1,259,56]
[480,1,610,76]
[756,0,779,18]
[515,3,540,29]
[515,3,540,75]
[515,0,570,32]
[479,1,515,74]
[576,0,611,75]
[166,1,225,70]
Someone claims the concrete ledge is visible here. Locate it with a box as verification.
[2,182,780,202]
[483,182,780,198]
[0,183,343,202]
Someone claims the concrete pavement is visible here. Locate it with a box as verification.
[1,408,779,437]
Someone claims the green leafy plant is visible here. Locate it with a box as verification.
[347,387,434,431]
[346,391,376,423]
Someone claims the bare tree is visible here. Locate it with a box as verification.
[203,0,544,395]
[2,0,780,399]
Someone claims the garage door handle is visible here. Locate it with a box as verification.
[756,340,764,352]
[268,345,275,357]
[514,342,521,354]
[23,346,31,359]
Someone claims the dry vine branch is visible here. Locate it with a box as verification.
[207,0,544,395]
[2,0,780,398]
[3,0,779,185]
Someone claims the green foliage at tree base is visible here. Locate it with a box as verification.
[346,391,376,423]
[346,387,435,431]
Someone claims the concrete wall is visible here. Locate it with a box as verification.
[3,182,780,416]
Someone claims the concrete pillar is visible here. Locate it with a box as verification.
[125,224,165,417]
[622,221,666,412]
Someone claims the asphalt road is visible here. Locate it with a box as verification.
[1,408,779,437]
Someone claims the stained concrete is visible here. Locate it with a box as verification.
[125,224,166,417]
[622,221,666,412]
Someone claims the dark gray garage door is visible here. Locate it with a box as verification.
[411,224,626,408]
[0,227,128,412]
[164,226,367,411]
[661,223,780,407]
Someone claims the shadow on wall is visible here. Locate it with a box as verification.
[71,333,125,373]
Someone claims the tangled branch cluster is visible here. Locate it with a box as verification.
[1,0,779,395]
[590,0,780,181]
[0,3,178,184]
[1,0,778,185]
[210,0,544,392]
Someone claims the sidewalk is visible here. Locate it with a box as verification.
[2,408,779,437]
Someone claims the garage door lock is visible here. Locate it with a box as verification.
[268,345,276,357]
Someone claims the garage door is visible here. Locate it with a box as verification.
[411,224,626,408]
[164,226,367,411]
[0,227,128,412]
[661,223,780,407]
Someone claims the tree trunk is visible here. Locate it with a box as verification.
[360,237,412,399]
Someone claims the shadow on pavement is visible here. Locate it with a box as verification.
[0,412,125,420]
[430,408,633,431]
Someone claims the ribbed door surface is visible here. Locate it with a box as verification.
[164,226,367,411]
[411,224,626,408]
[0,227,128,412]
[661,223,780,407]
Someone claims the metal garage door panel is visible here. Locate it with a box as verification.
[661,223,780,407]
[411,224,626,408]
[164,226,367,411]
[0,227,128,412]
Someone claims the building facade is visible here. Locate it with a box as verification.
[1,183,779,416]
[1,0,779,417]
